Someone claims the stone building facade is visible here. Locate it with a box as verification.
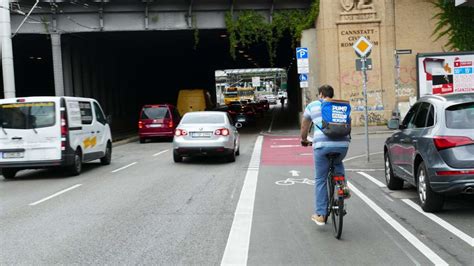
[302,0,449,125]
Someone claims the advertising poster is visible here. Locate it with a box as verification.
[417,52,474,97]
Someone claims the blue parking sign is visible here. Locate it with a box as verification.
[296,47,308,59]
[299,74,308,81]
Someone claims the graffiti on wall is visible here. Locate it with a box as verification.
[359,112,386,125]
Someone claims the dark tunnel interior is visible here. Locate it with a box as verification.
[9,30,300,133]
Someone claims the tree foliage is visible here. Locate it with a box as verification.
[225,0,320,66]
[432,0,474,51]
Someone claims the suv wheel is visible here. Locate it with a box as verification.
[384,153,404,190]
[417,162,444,212]
[2,168,17,179]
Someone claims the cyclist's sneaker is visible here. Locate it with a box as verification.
[311,214,325,226]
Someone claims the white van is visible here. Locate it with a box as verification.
[0,97,112,179]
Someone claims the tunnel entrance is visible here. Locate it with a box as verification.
[10,30,300,133]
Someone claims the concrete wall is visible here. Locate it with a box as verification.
[300,28,318,107]
[312,0,449,125]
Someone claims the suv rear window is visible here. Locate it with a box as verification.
[445,102,474,129]
[0,102,56,129]
[141,107,170,119]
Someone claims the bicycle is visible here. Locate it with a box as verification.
[301,140,347,239]
[325,152,347,239]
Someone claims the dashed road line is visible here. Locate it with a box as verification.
[153,149,169,157]
[29,184,82,206]
[221,136,263,266]
[357,171,387,188]
[112,162,137,173]
[349,182,448,265]
[402,199,474,247]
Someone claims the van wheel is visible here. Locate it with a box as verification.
[173,151,183,163]
[101,142,112,165]
[69,150,82,176]
[2,168,17,179]
[417,162,444,212]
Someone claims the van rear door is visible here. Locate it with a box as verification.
[0,98,61,163]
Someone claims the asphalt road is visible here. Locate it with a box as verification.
[1,104,472,265]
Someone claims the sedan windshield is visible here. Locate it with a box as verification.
[181,113,225,124]
[445,102,474,129]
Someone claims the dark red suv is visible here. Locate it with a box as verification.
[138,104,180,143]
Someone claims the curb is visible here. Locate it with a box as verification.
[113,136,139,147]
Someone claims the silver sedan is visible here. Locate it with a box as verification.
[172,111,241,163]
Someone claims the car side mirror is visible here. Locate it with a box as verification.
[106,115,113,125]
[235,122,243,129]
[387,119,400,130]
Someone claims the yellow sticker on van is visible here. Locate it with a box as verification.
[83,136,97,149]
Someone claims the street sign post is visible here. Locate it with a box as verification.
[356,58,373,71]
[353,37,373,162]
[296,47,309,75]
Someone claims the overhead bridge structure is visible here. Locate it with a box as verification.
[4,0,311,132]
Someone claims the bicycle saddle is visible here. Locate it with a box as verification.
[326,152,341,159]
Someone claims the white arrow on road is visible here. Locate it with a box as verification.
[289,170,300,177]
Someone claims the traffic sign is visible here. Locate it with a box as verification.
[297,67,309,74]
[356,58,373,71]
[353,36,373,57]
[300,81,309,88]
[296,47,308,59]
[297,59,309,67]
[395,49,412,55]
[299,74,308,81]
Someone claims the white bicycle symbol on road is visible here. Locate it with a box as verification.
[275,178,315,186]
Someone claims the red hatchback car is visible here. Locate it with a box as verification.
[138,104,181,143]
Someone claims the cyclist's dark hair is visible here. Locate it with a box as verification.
[318,85,334,98]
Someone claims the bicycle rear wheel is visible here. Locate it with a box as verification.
[325,176,334,224]
[331,197,344,239]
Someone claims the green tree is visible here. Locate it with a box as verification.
[432,0,474,51]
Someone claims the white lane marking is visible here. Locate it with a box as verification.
[358,172,387,188]
[267,108,276,133]
[29,184,82,206]
[221,136,263,266]
[153,149,169,157]
[348,182,448,265]
[289,170,300,177]
[402,199,474,247]
[343,151,384,162]
[111,162,137,173]
[384,195,395,202]
[270,145,301,148]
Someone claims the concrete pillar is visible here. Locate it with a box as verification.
[51,33,65,96]
[1,0,16,98]
[61,36,74,96]
[301,28,318,108]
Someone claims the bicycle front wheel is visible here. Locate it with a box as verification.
[331,198,344,239]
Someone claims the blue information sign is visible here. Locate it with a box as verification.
[296,47,308,59]
[299,74,308,81]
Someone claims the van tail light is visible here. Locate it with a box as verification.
[433,136,474,150]
[60,110,68,151]
[168,121,174,128]
[214,128,230,136]
[138,121,144,129]
[175,129,188,136]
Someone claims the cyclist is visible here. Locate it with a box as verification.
[300,85,350,226]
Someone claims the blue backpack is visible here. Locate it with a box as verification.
[317,99,351,138]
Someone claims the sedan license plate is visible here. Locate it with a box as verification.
[192,132,211,138]
[3,152,24,159]
[148,124,162,128]
[237,116,246,122]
